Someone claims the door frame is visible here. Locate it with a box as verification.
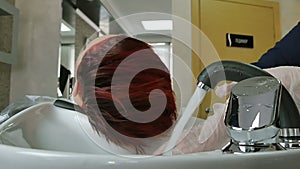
[191,0,281,118]
[191,0,281,75]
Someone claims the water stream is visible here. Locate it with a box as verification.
[163,86,207,155]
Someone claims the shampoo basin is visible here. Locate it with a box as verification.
[0,102,300,169]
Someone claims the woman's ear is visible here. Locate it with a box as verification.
[72,81,84,107]
[73,81,79,96]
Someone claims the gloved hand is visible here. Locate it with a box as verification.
[265,66,300,110]
[154,103,229,155]
[214,66,300,110]
[215,82,237,98]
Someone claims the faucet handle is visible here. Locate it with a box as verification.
[225,76,281,144]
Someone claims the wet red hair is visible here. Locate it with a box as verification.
[76,35,176,153]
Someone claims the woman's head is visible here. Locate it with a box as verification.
[73,35,176,152]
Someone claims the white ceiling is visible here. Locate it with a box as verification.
[100,0,173,42]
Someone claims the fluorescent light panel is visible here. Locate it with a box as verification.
[149,42,167,46]
[141,20,173,31]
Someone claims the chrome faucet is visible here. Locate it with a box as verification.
[197,60,300,153]
[222,76,285,153]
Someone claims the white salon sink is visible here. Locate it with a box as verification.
[0,102,299,169]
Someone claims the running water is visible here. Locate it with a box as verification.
[163,86,207,155]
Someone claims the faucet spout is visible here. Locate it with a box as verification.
[197,60,271,88]
[197,60,300,142]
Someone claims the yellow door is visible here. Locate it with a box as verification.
[192,0,281,118]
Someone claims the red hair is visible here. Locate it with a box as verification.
[77,35,176,153]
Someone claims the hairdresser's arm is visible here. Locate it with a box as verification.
[154,104,229,155]
[253,22,300,69]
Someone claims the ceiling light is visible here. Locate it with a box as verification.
[149,42,167,46]
[61,22,71,32]
[141,20,173,31]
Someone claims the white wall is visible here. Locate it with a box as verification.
[268,0,300,36]
[10,0,62,102]
[172,0,194,110]
[152,44,171,70]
